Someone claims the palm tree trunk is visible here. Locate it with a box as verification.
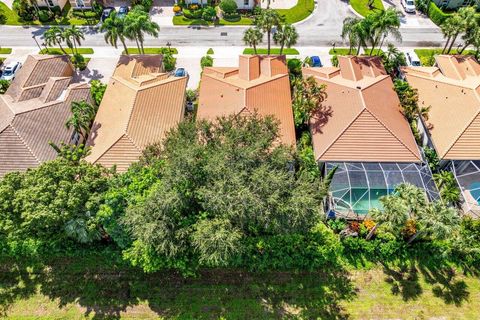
[366,225,377,240]
[442,36,451,53]
[140,38,145,54]
[134,37,141,53]
[356,42,361,56]
[407,231,422,245]
[279,42,284,56]
[459,42,469,54]
[379,35,386,53]
[447,33,458,54]
[121,38,129,55]
[58,42,67,54]
[73,40,78,55]
[267,30,271,55]
[253,42,257,55]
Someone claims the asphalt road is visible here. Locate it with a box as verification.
[0,0,445,48]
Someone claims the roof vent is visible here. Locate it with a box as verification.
[356,86,362,89]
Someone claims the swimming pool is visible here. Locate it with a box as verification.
[469,182,480,205]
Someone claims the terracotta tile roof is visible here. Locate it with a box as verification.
[197,55,296,146]
[85,55,187,172]
[0,55,91,177]
[402,55,480,160]
[304,56,422,163]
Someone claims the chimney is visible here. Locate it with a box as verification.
[260,55,288,77]
[338,56,363,82]
[239,55,260,81]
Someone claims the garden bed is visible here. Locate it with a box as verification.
[243,48,299,55]
[39,48,94,55]
[122,47,179,54]
[0,48,12,54]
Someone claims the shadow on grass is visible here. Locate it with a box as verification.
[0,253,357,319]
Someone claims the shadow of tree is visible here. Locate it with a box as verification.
[0,254,357,319]
[382,262,423,301]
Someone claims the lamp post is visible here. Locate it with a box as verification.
[166,41,171,54]
[32,35,42,52]
[42,42,48,54]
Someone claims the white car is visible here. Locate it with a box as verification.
[401,0,416,13]
[0,61,22,81]
[405,51,421,67]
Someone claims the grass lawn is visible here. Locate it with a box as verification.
[363,47,384,56]
[414,48,477,66]
[0,48,12,54]
[329,48,358,55]
[123,47,179,54]
[39,48,94,55]
[1,253,479,319]
[172,15,253,26]
[0,1,99,25]
[276,0,314,24]
[243,48,299,55]
[350,0,384,17]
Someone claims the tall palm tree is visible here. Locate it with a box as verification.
[443,7,476,54]
[255,9,282,55]
[368,8,401,55]
[273,24,298,55]
[64,25,85,55]
[43,26,67,54]
[341,17,362,55]
[382,43,406,76]
[370,195,409,236]
[124,8,159,54]
[101,12,130,54]
[459,21,480,54]
[243,27,264,54]
[66,100,97,142]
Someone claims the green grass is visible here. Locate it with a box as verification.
[350,0,384,17]
[39,48,94,55]
[1,253,479,319]
[363,48,384,56]
[123,47,179,54]
[172,15,253,25]
[0,48,12,54]
[414,48,477,66]
[218,17,254,25]
[0,1,99,25]
[276,0,314,24]
[329,48,358,55]
[243,48,299,55]
[207,48,214,54]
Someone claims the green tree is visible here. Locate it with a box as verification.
[367,8,401,55]
[124,8,159,54]
[120,115,329,272]
[66,100,97,142]
[441,7,476,54]
[219,0,237,15]
[90,80,107,106]
[394,79,430,123]
[100,12,130,55]
[63,25,85,55]
[200,55,213,70]
[255,9,282,55]
[459,15,480,54]
[273,23,298,55]
[433,171,460,205]
[0,79,10,94]
[43,26,67,54]
[381,43,406,77]
[243,27,264,54]
[291,76,327,128]
[341,17,363,55]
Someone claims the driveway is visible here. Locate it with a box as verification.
[383,0,437,28]
[150,0,175,26]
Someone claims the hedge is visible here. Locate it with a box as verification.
[428,2,452,26]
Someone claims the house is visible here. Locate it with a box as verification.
[402,55,480,217]
[303,56,438,218]
[197,55,296,146]
[36,0,68,10]
[68,0,94,9]
[432,0,479,10]
[0,55,91,177]
[85,55,188,172]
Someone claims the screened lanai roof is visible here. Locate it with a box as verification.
[451,160,480,218]
[326,162,439,218]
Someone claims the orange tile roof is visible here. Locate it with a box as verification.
[304,56,422,163]
[85,55,187,172]
[0,55,91,177]
[402,55,480,160]
[197,55,296,146]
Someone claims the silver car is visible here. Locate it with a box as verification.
[1,61,22,81]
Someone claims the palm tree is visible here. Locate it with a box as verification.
[63,25,85,55]
[368,8,401,55]
[255,9,282,55]
[243,27,264,54]
[66,100,97,142]
[124,8,159,54]
[369,195,409,237]
[341,17,362,55]
[459,15,480,53]
[442,7,476,54]
[273,24,298,55]
[101,12,130,54]
[43,26,67,54]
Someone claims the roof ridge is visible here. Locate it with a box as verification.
[124,133,142,151]
[442,110,480,159]
[315,104,364,161]
[8,123,40,164]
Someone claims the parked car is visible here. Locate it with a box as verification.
[405,51,421,67]
[174,68,188,78]
[117,6,129,19]
[0,61,22,81]
[310,56,322,67]
[186,101,194,112]
[401,0,416,13]
[101,7,115,22]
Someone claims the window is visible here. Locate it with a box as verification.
[70,132,80,145]
[244,0,249,5]
[47,0,54,6]
[76,0,85,7]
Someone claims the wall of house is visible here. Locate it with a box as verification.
[236,0,253,9]
[432,0,478,9]
[69,0,93,8]
[37,0,68,9]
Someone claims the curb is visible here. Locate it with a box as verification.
[348,5,364,18]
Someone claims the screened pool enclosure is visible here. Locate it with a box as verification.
[451,160,480,218]
[325,162,439,219]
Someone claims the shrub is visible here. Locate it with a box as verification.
[131,0,153,11]
[173,5,181,13]
[428,2,451,26]
[51,5,62,17]
[13,0,35,21]
[184,8,203,19]
[219,0,238,15]
[71,53,87,71]
[188,3,199,10]
[207,48,214,54]
[0,79,10,94]
[38,9,54,22]
[90,80,107,106]
[202,6,216,21]
[163,53,176,72]
[200,55,213,69]
[331,55,339,67]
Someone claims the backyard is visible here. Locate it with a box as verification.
[1,253,478,319]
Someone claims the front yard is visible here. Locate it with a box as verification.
[414,48,478,66]
[350,0,384,17]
